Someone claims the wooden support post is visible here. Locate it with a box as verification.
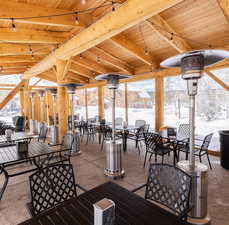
[124,83,128,124]
[19,89,24,116]
[23,80,30,121]
[85,89,88,120]
[34,94,40,121]
[56,59,69,142]
[98,86,105,120]
[155,77,164,131]
[45,91,53,126]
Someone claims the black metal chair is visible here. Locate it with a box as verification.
[178,133,213,169]
[177,124,190,140]
[38,125,48,143]
[143,132,175,167]
[132,163,192,221]
[27,163,87,216]
[85,124,97,144]
[100,125,112,151]
[127,124,149,154]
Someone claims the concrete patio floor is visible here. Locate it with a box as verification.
[0,137,228,225]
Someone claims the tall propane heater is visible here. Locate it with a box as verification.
[61,83,84,155]
[37,89,45,134]
[29,91,38,134]
[161,49,229,225]
[47,88,58,145]
[95,74,130,179]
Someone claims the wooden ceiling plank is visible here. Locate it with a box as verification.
[0,0,83,28]
[67,71,89,83]
[0,56,40,63]
[0,28,66,44]
[69,62,95,79]
[110,34,158,67]
[146,14,192,53]
[23,0,185,79]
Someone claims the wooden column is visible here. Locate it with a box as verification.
[155,77,164,131]
[34,94,40,121]
[19,89,24,116]
[98,86,105,120]
[124,83,128,124]
[56,59,69,142]
[23,80,30,120]
[85,89,88,120]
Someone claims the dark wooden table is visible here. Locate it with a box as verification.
[0,132,35,144]
[18,182,189,225]
[0,142,66,201]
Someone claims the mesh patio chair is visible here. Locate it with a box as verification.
[27,163,87,216]
[85,124,98,144]
[132,163,192,221]
[179,133,213,169]
[37,125,48,143]
[143,132,174,167]
[115,117,123,126]
[135,120,146,127]
[127,124,149,155]
[177,124,190,140]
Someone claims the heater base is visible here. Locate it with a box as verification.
[188,215,211,225]
[104,169,125,179]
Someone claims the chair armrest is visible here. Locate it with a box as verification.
[131,183,147,193]
[76,184,88,192]
[48,143,62,147]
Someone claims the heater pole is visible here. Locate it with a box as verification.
[189,95,195,171]
[112,88,116,143]
[53,95,57,126]
[71,92,75,131]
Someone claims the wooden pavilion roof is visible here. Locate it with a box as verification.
[0,0,228,86]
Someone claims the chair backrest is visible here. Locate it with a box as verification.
[201,133,213,152]
[136,124,149,137]
[15,116,25,131]
[38,125,48,143]
[135,120,146,127]
[115,117,123,126]
[167,127,177,138]
[145,163,192,217]
[144,132,162,150]
[61,132,74,150]
[178,124,190,139]
[29,163,77,215]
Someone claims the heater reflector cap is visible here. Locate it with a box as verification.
[60,83,84,94]
[47,88,57,96]
[95,73,131,89]
[160,49,229,68]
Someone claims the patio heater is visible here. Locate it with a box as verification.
[61,83,84,155]
[161,49,229,225]
[47,88,58,145]
[29,91,38,134]
[95,74,130,179]
[37,89,45,134]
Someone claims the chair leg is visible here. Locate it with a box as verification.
[100,136,104,152]
[135,140,138,148]
[199,155,202,163]
[155,154,157,163]
[161,155,164,164]
[206,152,212,170]
[86,134,89,145]
[186,152,188,160]
[143,151,148,168]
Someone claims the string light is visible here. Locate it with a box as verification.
[79,54,83,59]
[81,0,86,4]
[112,2,116,13]
[11,18,16,32]
[75,12,79,24]
[97,56,100,63]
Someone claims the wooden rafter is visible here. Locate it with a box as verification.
[67,71,89,83]
[69,62,96,79]
[23,0,185,79]
[218,0,229,23]
[0,0,83,28]
[110,34,158,67]
[0,29,66,44]
[90,47,134,74]
[0,55,41,63]
[0,79,25,110]
[205,70,229,91]
[146,15,192,53]
[72,56,110,74]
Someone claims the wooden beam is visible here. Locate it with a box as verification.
[146,15,192,53]
[155,77,164,131]
[23,0,184,78]
[0,28,66,44]
[205,70,229,91]
[98,86,105,120]
[0,79,25,110]
[90,47,134,74]
[72,56,110,74]
[218,0,229,23]
[110,34,158,66]
[70,62,96,79]
[67,71,89,83]
[0,0,81,28]
[0,44,52,56]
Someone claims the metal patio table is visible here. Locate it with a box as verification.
[0,132,36,145]
[18,181,189,225]
[0,142,67,200]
